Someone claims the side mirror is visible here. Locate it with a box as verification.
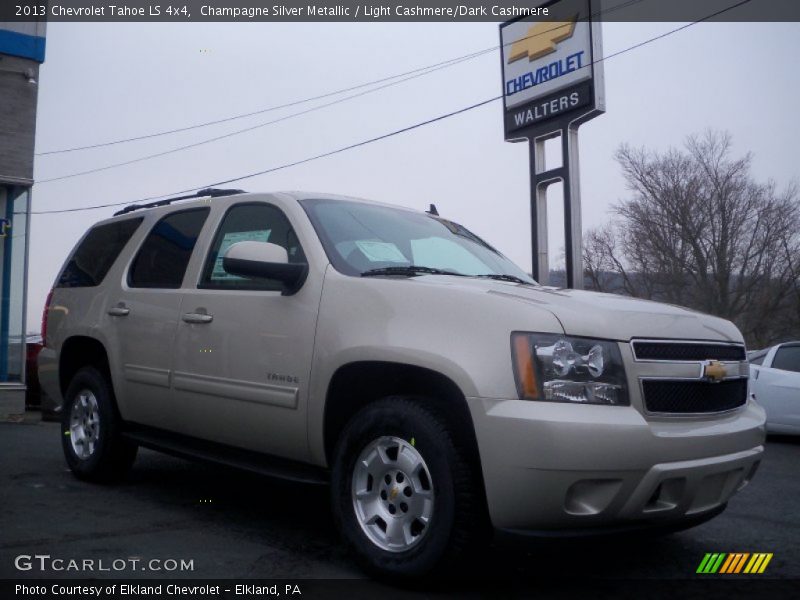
[222,241,308,295]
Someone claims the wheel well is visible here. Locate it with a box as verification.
[323,362,481,467]
[59,336,111,396]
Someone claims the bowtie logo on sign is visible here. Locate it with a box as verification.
[507,18,577,64]
[504,16,586,101]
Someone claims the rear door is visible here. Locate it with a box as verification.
[170,201,322,461]
[108,208,210,427]
[45,217,144,403]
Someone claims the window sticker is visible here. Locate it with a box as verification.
[354,240,408,263]
[211,229,271,280]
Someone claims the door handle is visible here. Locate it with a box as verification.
[108,306,130,317]
[182,312,213,324]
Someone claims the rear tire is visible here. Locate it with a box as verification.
[331,396,486,579]
[61,366,137,482]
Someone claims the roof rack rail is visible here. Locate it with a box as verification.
[113,188,246,216]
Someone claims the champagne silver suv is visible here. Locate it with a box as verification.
[39,189,766,578]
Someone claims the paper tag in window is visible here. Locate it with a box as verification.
[355,240,408,263]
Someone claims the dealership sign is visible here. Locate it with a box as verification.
[500,0,604,138]
[499,0,605,290]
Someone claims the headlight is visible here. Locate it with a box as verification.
[511,333,629,405]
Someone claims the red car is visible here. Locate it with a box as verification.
[25,335,43,409]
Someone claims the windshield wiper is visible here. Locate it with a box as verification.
[475,274,528,284]
[361,266,466,278]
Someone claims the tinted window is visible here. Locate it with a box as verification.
[58,218,143,287]
[772,346,800,373]
[200,203,305,291]
[748,350,768,366]
[129,209,209,289]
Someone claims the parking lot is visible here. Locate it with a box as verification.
[1,418,798,587]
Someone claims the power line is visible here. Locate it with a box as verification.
[35,0,652,184]
[36,50,489,184]
[29,97,501,215]
[35,0,644,157]
[33,49,492,156]
[165,0,756,192]
[28,0,752,216]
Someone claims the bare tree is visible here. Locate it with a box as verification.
[584,130,800,348]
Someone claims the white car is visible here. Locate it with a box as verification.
[749,343,800,434]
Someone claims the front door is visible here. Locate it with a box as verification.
[170,202,321,461]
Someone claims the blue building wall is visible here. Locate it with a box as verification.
[0,22,46,63]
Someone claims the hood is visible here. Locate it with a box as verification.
[412,276,743,343]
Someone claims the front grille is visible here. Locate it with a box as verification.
[642,379,748,414]
[633,341,746,362]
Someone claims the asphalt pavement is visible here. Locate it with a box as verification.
[1,417,798,590]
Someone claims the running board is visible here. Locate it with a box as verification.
[122,425,329,486]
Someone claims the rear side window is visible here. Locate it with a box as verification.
[129,209,209,289]
[772,346,800,373]
[57,218,143,288]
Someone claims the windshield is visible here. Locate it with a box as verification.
[300,198,535,283]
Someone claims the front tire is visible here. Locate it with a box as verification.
[61,366,137,482]
[331,396,486,579]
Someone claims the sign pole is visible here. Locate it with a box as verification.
[563,123,583,289]
[529,128,559,285]
[529,137,545,283]
[528,120,586,288]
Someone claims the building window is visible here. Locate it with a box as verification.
[0,186,29,383]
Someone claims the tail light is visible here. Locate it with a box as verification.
[41,288,54,346]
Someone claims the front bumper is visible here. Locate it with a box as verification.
[467,397,766,532]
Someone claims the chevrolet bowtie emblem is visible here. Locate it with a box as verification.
[508,17,578,64]
[703,360,728,383]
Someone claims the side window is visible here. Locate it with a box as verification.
[200,203,306,291]
[772,346,800,374]
[129,209,209,289]
[58,217,143,287]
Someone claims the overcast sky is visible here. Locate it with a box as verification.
[26,20,799,331]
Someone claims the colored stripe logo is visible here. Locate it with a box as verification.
[697,553,773,574]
